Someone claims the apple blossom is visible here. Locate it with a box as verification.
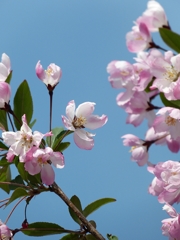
[62,100,108,150]
[35,61,62,89]
[136,0,168,32]
[0,82,11,108]
[126,22,152,53]
[0,220,13,240]
[148,161,180,205]
[0,53,11,82]
[162,204,180,240]
[24,147,64,185]
[2,114,52,162]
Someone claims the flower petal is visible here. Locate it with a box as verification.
[41,164,55,185]
[85,114,108,130]
[74,131,94,150]
[66,100,75,121]
[76,102,95,118]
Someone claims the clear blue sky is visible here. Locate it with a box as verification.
[1,0,180,239]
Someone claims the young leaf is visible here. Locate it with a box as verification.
[0,110,8,131]
[0,141,8,150]
[160,93,180,109]
[6,187,29,206]
[5,71,12,84]
[16,161,28,182]
[0,165,11,193]
[0,157,12,166]
[107,234,118,240]
[46,127,64,147]
[69,195,83,225]
[159,28,180,53]
[83,198,116,217]
[13,80,33,130]
[9,175,25,190]
[60,234,80,240]
[86,235,97,240]
[22,222,66,236]
[55,142,70,152]
[29,119,36,128]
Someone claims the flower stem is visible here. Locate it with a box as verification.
[7,112,15,131]
[49,90,53,146]
[50,182,105,240]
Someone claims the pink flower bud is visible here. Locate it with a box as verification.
[0,82,11,108]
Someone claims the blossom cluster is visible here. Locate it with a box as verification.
[107,0,180,238]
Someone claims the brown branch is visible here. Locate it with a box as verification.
[50,182,105,240]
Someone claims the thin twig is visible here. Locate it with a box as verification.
[50,182,105,240]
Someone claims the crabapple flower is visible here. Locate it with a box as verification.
[0,82,11,108]
[162,204,180,239]
[0,53,11,82]
[126,22,152,53]
[62,100,108,150]
[2,114,52,162]
[24,147,64,185]
[153,107,180,140]
[136,0,168,32]
[35,61,62,89]
[148,160,180,205]
[0,220,13,240]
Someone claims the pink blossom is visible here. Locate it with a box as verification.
[153,107,180,140]
[0,82,11,108]
[126,22,152,53]
[35,61,62,88]
[150,54,180,99]
[62,100,108,150]
[24,147,64,185]
[136,0,168,32]
[2,114,52,162]
[0,220,12,240]
[0,53,11,82]
[148,161,180,205]
[122,134,148,166]
[162,204,180,240]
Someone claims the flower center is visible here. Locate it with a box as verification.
[164,66,178,82]
[165,116,177,126]
[45,67,53,76]
[130,146,138,151]
[72,116,86,129]
[21,133,33,149]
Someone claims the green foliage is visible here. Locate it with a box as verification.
[0,110,8,131]
[29,119,36,128]
[60,234,80,240]
[46,127,64,147]
[0,141,8,150]
[55,142,70,152]
[9,175,25,190]
[107,234,118,240]
[5,71,12,84]
[0,165,11,193]
[0,157,12,166]
[69,195,83,224]
[83,198,116,217]
[159,28,180,53]
[22,222,66,236]
[160,93,180,109]
[13,80,33,130]
[6,187,29,206]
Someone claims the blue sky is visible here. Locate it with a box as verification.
[1,0,180,239]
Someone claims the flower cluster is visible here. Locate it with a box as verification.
[107,0,180,238]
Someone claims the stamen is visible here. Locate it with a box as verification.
[72,116,86,128]
[164,66,178,82]
[165,116,177,126]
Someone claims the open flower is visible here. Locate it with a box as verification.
[35,61,62,89]
[0,220,13,240]
[62,100,108,150]
[0,53,11,82]
[2,114,52,162]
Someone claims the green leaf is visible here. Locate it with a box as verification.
[0,141,8,150]
[46,127,64,147]
[0,110,8,131]
[6,187,28,206]
[13,80,33,130]
[0,157,12,166]
[29,119,36,128]
[52,129,73,151]
[86,234,97,240]
[16,161,28,181]
[0,165,11,193]
[89,220,96,229]
[69,195,83,225]
[5,70,12,84]
[22,222,66,237]
[159,28,180,53]
[55,142,70,152]
[27,172,42,185]
[83,198,116,217]
[160,92,180,109]
[107,234,118,240]
[60,234,80,240]
[9,175,25,190]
